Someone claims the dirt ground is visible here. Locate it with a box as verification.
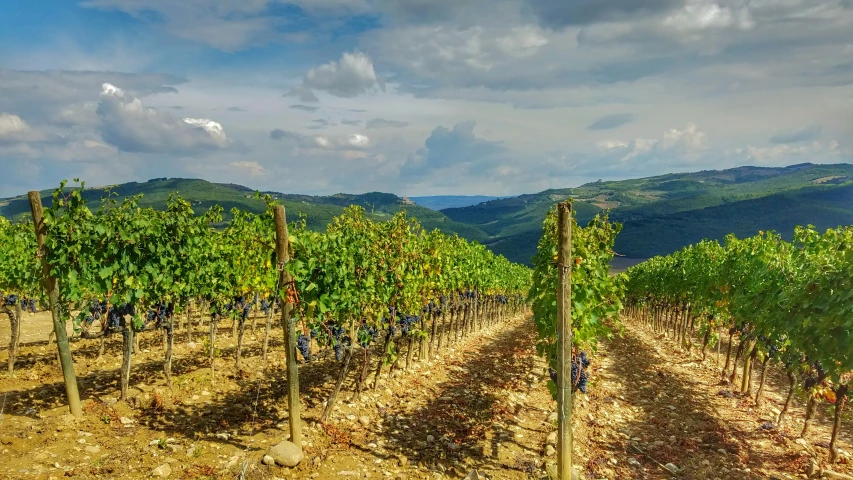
[0,312,850,480]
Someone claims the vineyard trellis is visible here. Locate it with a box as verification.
[0,181,532,449]
[623,226,853,464]
[528,200,625,478]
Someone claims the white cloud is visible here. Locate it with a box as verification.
[0,113,41,143]
[284,84,320,103]
[303,51,384,97]
[599,122,709,162]
[269,128,372,158]
[730,139,846,164]
[230,160,267,176]
[97,83,231,153]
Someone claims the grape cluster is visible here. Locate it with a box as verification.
[357,322,376,348]
[804,361,826,390]
[297,334,312,362]
[107,304,136,330]
[399,315,419,335]
[2,293,19,306]
[146,302,173,327]
[459,289,478,300]
[424,299,442,316]
[259,298,273,314]
[21,298,37,312]
[326,321,349,361]
[547,351,592,394]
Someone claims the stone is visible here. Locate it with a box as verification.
[545,445,556,457]
[84,446,100,454]
[151,464,172,477]
[119,416,135,425]
[426,435,435,443]
[267,440,303,467]
[359,416,371,426]
[627,458,642,468]
[215,433,230,441]
[262,455,275,466]
[546,431,557,445]
[664,463,679,474]
[807,460,819,476]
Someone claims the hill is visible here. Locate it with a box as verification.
[409,195,503,210]
[3,162,851,266]
[0,178,490,243]
[442,163,853,264]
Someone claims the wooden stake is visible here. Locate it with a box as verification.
[28,191,82,417]
[274,205,302,447]
[557,202,573,480]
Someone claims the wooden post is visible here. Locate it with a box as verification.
[556,202,573,480]
[28,191,82,417]
[274,205,302,447]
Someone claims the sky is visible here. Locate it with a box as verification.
[0,0,851,198]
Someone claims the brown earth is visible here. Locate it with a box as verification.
[0,312,850,480]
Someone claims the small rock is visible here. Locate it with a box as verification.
[426,435,435,443]
[717,448,727,454]
[201,390,210,396]
[807,460,819,476]
[466,470,483,480]
[84,446,100,454]
[546,431,557,445]
[545,445,556,457]
[627,458,642,468]
[346,414,357,421]
[664,463,679,474]
[119,416,135,425]
[262,455,275,466]
[267,440,304,467]
[215,433,230,441]
[359,416,371,426]
[151,464,172,477]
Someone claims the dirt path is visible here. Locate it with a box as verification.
[577,321,853,480]
[1,313,849,480]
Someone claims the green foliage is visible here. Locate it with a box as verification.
[528,201,624,399]
[0,217,42,301]
[624,225,853,383]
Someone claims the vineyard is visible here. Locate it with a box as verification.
[0,184,851,480]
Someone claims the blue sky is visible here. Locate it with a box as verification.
[0,0,851,197]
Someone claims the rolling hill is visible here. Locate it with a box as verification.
[409,195,504,210]
[2,162,851,266]
[442,162,853,263]
[0,178,490,244]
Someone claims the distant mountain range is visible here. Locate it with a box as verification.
[2,162,851,265]
[409,195,504,210]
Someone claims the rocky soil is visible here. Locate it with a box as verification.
[0,312,850,479]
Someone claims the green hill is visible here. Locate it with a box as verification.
[0,178,490,243]
[443,163,853,264]
[3,162,851,266]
